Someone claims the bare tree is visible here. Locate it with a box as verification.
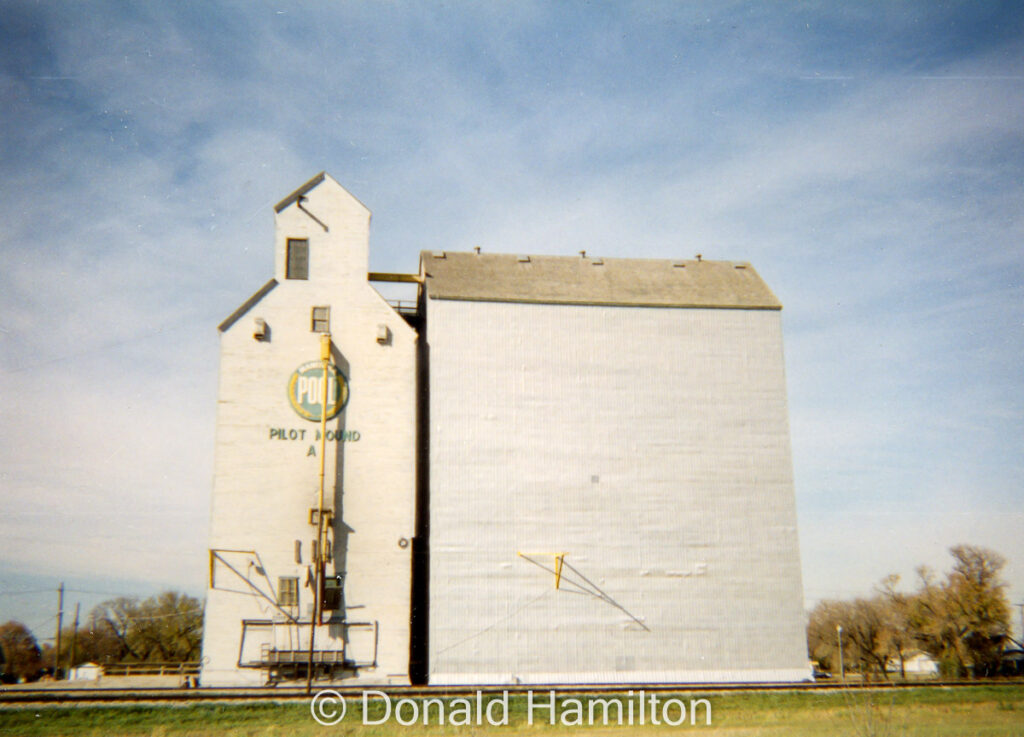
[809,600,856,674]
[88,591,203,663]
[93,597,145,661]
[130,591,203,662]
[843,597,893,681]
[808,545,1011,680]
[876,574,912,678]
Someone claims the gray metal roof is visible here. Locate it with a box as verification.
[420,251,781,309]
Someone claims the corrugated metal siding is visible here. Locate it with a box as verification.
[426,300,809,683]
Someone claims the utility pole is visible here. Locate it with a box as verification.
[69,603,80,676]
[836,624,845,682]
[54,583,64,680]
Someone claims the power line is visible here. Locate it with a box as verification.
[0,589,55,596]
[121,608,203,622]
[66,589,141,597]
[26,614,58,635]
[0,587,145,599]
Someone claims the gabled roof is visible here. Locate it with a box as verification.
[420,251,781,309]
[218,279,278,332]
[274,171,371,216]
[274,172,327,213]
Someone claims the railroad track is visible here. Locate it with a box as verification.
[3,679,1020,705]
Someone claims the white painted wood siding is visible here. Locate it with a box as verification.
[201,176,417,686]
[426,299,810,683]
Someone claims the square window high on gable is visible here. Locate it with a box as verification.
[286,238,309,280]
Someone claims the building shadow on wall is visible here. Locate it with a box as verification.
[325,348,352,655]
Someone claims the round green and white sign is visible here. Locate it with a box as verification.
[287,361,349,422]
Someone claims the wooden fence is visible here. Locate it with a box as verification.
[101,662,201,677]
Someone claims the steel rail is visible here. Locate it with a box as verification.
[3,679,1022,705]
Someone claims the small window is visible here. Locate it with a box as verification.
[286,239,309,280]
[278,576,299,607]
[311,306,330,333]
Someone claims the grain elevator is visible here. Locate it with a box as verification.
[200,173,811,686]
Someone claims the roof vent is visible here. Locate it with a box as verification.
[672,261,687,268]
[696,253,702,262]
[432,251,446,259]
[473,246,481,254]
[734,263,747,269]
[591,258,604,265]
[579,250,586,258]
[517,255,531,263]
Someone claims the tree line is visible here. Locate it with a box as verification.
[807,544,1016,679]
[0,591,202,682]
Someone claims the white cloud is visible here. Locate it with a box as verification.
[0,1,1021,633]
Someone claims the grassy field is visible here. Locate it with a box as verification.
[1,685,1022,737]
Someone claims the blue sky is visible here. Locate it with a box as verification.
[1,1,1022,641]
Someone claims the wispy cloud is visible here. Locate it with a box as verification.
[0,1,1021,630]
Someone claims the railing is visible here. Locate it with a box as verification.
[239,619,378,669]
[101,662,201,677]
[261,650,349,665]
[387,299,419,316]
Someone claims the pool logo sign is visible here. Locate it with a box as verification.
[288,361,348,421]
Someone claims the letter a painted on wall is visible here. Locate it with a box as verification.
[287,361,349,421]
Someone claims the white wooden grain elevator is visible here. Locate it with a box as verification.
[200,173,811,686]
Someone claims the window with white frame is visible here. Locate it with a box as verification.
[311,306,330,333]
[277,576,299,607]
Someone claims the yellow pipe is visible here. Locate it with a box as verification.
[308,333,331,692]
[317,333,331,530]
[316,333,331,603]
[367,272,423,283]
